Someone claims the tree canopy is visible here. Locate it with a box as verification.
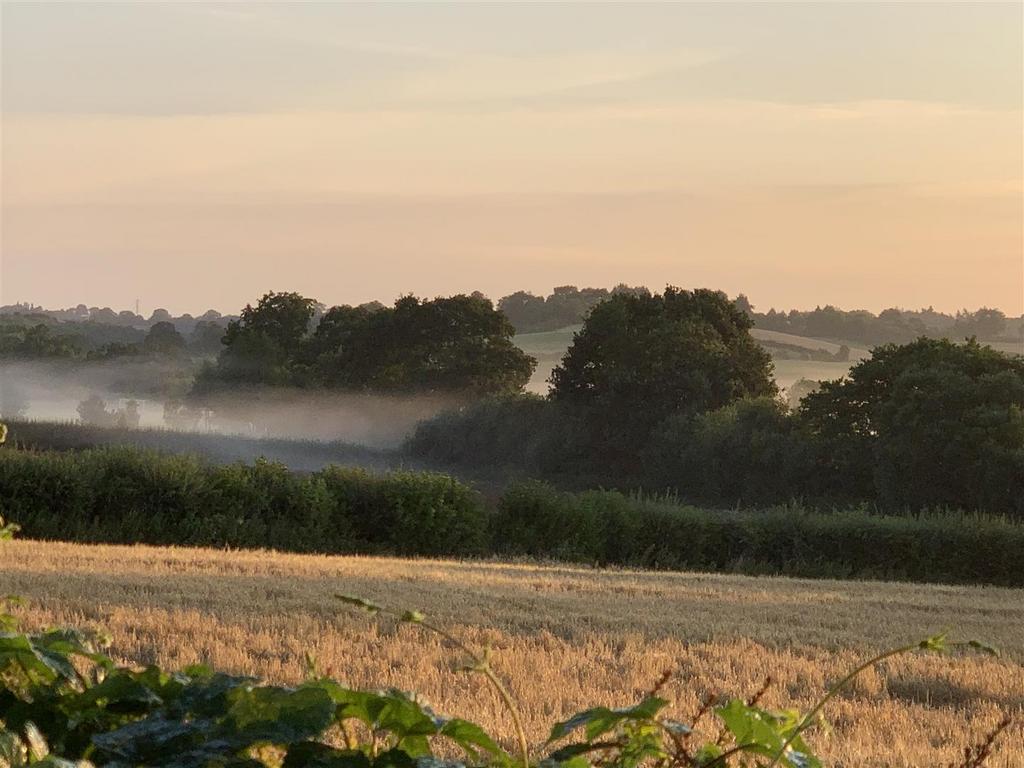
[552,287,776,424]
[203,291,535,395]
[143,321,187,356]
[800,337,1024,513]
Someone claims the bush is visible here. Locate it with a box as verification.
[494,483,1024,586]
[209,459,337,551]
[405,396,624,483]
[0,447,486,558]
[644,397,816,506]
[316,466,488,555]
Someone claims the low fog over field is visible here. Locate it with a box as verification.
[0,361,461,474]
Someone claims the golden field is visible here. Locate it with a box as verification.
[2,539,1022,767]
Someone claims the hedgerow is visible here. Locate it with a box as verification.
[1,447,1022,585]
[493,483,1024,586]
[0,447,486,557]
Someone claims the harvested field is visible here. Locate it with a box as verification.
[3,540,1022,766]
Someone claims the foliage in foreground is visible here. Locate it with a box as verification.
[0,591,1009,768]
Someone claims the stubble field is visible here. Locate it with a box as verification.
[3,539,1022,766]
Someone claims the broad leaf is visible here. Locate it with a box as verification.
[227,685,337,744]
[548,697,667,742]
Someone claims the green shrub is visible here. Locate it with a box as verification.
[0,447,484,558]
[316,466,488,555]
[406,395,555,470]
[210,459,337,551]
[644,397,819,507]
[494,483,1024,586]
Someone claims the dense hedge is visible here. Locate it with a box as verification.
[494,482,1024,586]
[0,447,487,556]
[2,447,1021,585]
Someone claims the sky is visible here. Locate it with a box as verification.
[1,1,1022,316]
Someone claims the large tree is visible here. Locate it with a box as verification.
[143,321,187,356]
[800,337,1024,513]
[213,292,317,384]
[549,287,776,463]
[312,294,535,395]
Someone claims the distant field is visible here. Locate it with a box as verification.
[770,358,856,389]
[988,339,1024,356]
[514,325,861,392]
[748,328,869,359]
[513,326,579,394]
[4,540,1021,766]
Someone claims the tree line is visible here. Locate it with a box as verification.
[0,315,226,360]
[500,286,1020,343]
[409,287,1024,516]
[752,302,1015,345]
[4,288,1019,365]
[0,302,228,333]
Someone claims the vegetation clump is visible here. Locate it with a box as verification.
[493,483,1024,586]
[410,334,1024,517]
[0,448,487,557]
[1,445,1022,585]
[197,291,535,396]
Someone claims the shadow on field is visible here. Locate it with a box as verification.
[885,676,1024,711]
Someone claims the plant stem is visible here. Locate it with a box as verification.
[766,642,922,767]
[417,618,531,768]
[367,605,532,768]
[480,664,531,768]
[702,742,762,768]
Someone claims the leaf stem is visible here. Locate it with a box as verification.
[342,598,531,768]
[416,618,531,768]
[767,637,981,768]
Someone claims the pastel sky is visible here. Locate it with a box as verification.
[2,2,1021,316]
